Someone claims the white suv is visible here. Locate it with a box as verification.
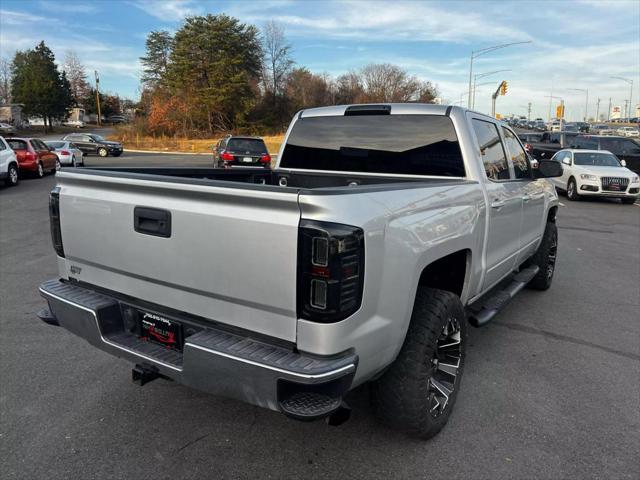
[550,149,639,204]
[0,136,19,187]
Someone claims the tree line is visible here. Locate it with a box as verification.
[1,43,128,131]
[139,14,438,136]
[1,13,438,136]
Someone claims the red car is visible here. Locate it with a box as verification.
[6,137,59,178]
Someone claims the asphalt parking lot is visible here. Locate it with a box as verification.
[1,153,639,480]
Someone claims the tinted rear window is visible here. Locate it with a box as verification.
[280,115,465,176]
[227,138,267,154]
[7,139,27,150]
[46,141,65,149]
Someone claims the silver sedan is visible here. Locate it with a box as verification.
[44,141,84,167]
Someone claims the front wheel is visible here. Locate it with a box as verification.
[97,147,108,157]
[567,178,580,201]
[621,197,637,205]
[524,221,558,290]
[371,288,467,439]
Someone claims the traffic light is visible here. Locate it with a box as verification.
[500,81,508,96]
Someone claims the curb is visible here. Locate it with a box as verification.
[123,149,212,155]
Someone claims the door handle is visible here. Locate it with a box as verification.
[134,207,171,238]
[490,199,506,209]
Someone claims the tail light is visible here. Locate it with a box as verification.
[60,150,70,156]
[260,154,271,163]
[49,187,65,258]
[298,220,364,323]
[221,151,234,161]
[26,151,37,161]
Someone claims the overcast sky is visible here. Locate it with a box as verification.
[1,0,638,120]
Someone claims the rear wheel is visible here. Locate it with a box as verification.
[5,163,19,186]
[36,162,44,178]
[54,159,61,172]
[621,197,637,205]
[567,178,580,201]
[371,288,467,439]
[97,147,108,157]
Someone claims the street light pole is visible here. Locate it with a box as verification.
[467,41,532,108]
[611,76,633,119]
[568,88,588,122]
[595,98,600,122]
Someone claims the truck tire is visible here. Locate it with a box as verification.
[371,288,467,439]
[567,178,580,201]
[524,221,557,290]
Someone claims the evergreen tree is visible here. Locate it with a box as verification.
[140,30,174,87]
[166,14,262,133]
[11,41,73,131]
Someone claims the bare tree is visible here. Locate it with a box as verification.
[334,72,364,104]
[0,57,12,104]
[263,20,294,105]
[357,64,438,103]
[63,51,90,105]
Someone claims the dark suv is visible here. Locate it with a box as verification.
[213,136,271,169]
[573,135,640,174]
[62,133,123,158]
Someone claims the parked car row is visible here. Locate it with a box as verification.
[1,131,123,188]
[518,131,640,174]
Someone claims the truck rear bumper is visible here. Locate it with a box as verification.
[38,279,357,421]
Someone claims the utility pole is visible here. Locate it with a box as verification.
[607,98,611,121]
[595,98,600,122]
[527,102,532,120]
[95,70,101,127]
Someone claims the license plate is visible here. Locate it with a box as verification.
[139,311,183,350]
[243,157,253,162]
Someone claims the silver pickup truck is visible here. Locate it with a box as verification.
[38,104,562,439]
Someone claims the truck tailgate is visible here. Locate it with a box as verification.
[56,172,300,342]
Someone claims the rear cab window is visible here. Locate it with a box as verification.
[280,114,465,177]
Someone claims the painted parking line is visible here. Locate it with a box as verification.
[559,202,566,207]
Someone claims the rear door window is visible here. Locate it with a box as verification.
[280,114,465,176]
[472,118,512,181]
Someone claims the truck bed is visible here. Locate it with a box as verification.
[54,167,472,343]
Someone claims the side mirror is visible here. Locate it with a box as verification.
[535,160,563,178]
[621,159,627,167]
[562,158,571,166]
